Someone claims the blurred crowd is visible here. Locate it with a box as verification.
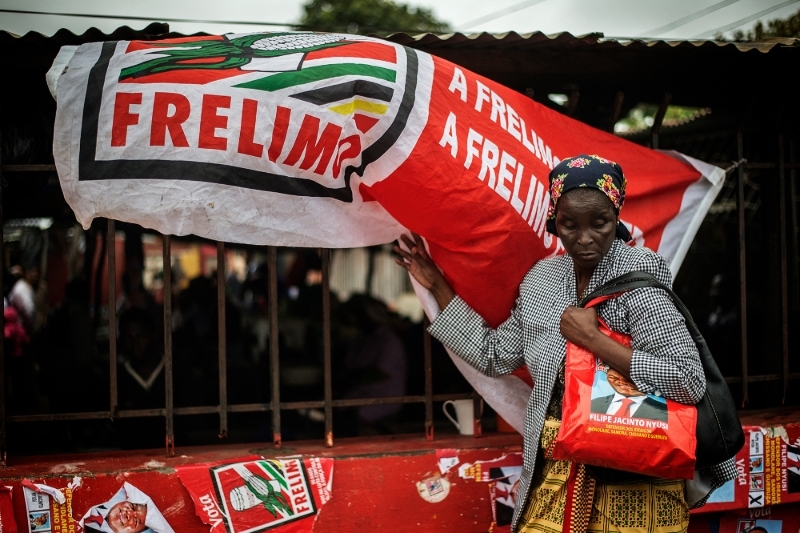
[2,222,470,454]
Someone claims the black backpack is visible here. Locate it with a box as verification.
[579,271,745,470]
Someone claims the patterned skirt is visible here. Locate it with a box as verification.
[518,418,689,533]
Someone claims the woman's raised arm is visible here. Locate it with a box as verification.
[395,233,526,377]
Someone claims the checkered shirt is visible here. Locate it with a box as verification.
[428,238,737,531]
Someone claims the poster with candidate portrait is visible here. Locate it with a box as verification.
[20,480,76,533]
[78,482,174,533]
[695,424,800,514]
[709,503,800,532]
[456,453,524,533]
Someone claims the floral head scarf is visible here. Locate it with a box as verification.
[545,154,632,242]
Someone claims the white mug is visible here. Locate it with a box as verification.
[443,399,474,435]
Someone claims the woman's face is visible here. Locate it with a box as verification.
[555,189,618,271]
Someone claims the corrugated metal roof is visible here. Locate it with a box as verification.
[385,30,800,53]
[0,23,188,45]
[2,24,798,54]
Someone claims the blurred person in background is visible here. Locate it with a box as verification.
[8,263,40,333]
[340,294,407,433]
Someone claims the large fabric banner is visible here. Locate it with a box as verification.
[49,32,723,432]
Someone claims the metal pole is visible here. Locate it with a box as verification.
[268,246,281,448]
[650,93,672,149]
[609,92,624,133]
[108,220,118,417]
[0,148,5,467]
[779,136,790,403]
[566,88,580,117]
[473,396,483,438]
[423,321,433,441]
[217,242,228,438]
[322,249,333,447]
[163,235,175,456]
[790,140,799,308]
[737,131,749,406]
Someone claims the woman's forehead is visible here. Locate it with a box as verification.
[558,189,615,214]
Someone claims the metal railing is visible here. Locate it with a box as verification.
[0,212,483,464]
[2,130,799,465]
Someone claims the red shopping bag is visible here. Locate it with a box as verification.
[551,295,697,480]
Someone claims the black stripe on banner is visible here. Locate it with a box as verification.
[290,80,394,106]
[341,46,418,184]
[78,42,418,203]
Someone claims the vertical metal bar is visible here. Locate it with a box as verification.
[779,136,790,403]
[566,88,580,117]
[737,131,749,406]
[163,235,175,456]
[322,249,333,447]
[0,154,5,467]
[650,92,672,149]
[790,140,799,308]
[609,92,625,133]
[423,320,433,441]
[108,220,118,417]
[217,242,228,438]
[268,246,281,448]
[473,396,483,438]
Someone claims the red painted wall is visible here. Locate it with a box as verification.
[1,434,523,533]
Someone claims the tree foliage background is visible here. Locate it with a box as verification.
[299,0,450,35]
[725,7,800,40]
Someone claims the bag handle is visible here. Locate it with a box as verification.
[578,270,702,347]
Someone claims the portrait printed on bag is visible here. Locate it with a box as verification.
[589,361,667,422]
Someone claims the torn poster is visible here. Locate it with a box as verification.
[458,453,524,533]
[176,457,333,533]
[78,482,174,533]
[21,481,73,533]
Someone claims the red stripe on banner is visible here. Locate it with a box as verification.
[359,182,378,202]
[363,56,700,327]
[305,41,397,63]
[126,35,223,53]
[353,114,379,133]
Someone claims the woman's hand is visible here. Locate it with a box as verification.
[394,233,455,310]
[560,305,634,378]
[559,306,600,347]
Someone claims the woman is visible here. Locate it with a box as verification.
[395,155,735,532]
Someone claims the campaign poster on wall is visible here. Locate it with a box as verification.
[458,453,524,533]
[697,424,800,513]
[715,504,800,532]
[77,482,174,533]
[176,457,333,533]
[21,481,76,533]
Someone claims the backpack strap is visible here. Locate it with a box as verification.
[578,271,701,337]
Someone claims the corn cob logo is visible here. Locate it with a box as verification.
[81,32,419,201]
[120,33,363,81]
[210,459,317,532]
